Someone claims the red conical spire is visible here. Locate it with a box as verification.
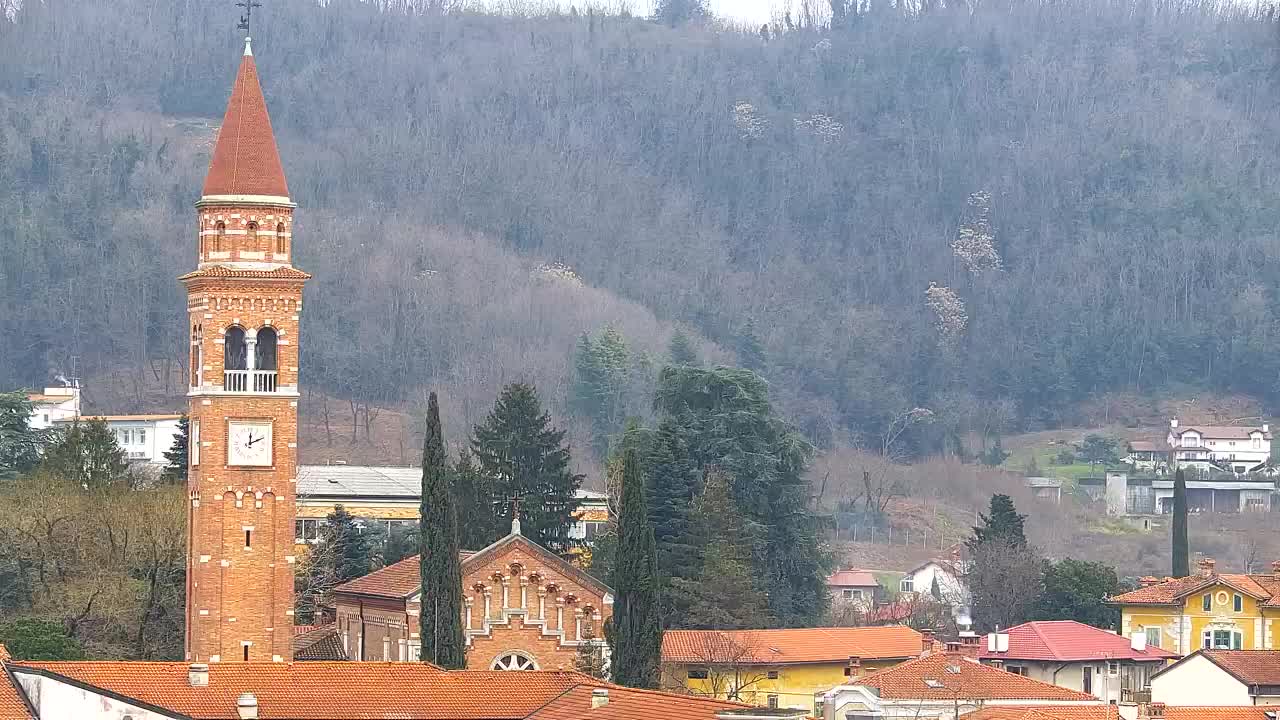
[202,38,290,199]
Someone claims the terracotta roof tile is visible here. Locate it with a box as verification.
[661,626,922,665]
[965,708,1272,720]
[10,661,595,719]
[1110,573,1276,605]
[291,623,347,661]
[526,684,748,720]
[978,621,1178,662]
[0,645,33,720]
[180,266,311,281]
[1191,649,1280,685]
[1172,425,1271,440]
[827,570,879,587]
[854,653,1096,701]
[202,43,289,198]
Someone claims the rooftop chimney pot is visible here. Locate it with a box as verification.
[188,663,209,688]
[1139,576,1159,587]
[1170,418,1179,429]
[1198,558,1216,578]
[591,688,609,709]
[237,692,259,720]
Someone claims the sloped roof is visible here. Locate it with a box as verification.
[291,623,346,661]
[1171,425,1271,440]
[963,707,1272,720]
[54,414,181,423]
[10,661,599,719]
[978,621,1177,662]
[1126,440,1164,453]
[661,626,922,665]
[1153,649,1280,686]
[296,465,609,503]
[0,646,34,720]
[854,653,1095,701]
[827,569,879,588]
[202,40,289,199]
[1110,573,1278,606]
[526,684,748,720]
[180,266,311,281]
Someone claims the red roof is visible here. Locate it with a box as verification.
[854,653,1096,701]
[827,569,879,587]
[526,684,747,720]
[978,621,1178,662]
[0,646,33,720]
[1155,649,1280,686]
[202,41,289,199]
[661,626,922,665]
[1110,573,1280,607]
[963,707,1272,720]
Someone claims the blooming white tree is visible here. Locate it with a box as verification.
[793,114,844,143]
[925,282,967,349]
[732,102,768,141]
[952,190,1002,274]
[531,261,585,288]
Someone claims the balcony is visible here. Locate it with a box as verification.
[223,370,278,393]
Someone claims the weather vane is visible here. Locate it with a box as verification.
[237,0,262,34]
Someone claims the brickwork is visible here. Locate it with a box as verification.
[196,206,294,265]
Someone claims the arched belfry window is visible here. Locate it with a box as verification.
[224,326,247,371]
[255,327,278,371]
[215,221,226,253]
[276,223,286,255]
[491,652,538,671]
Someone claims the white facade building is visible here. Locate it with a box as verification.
[1167,418,1272,474]
[902,558,972,630]
[24,386,81,429]
[54,414,183,465]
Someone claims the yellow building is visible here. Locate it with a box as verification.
[660,625,926,715]
[1111,558,1280,656]
[293,464,609,548]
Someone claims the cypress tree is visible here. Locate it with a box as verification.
[607,448,661,688]
[1172,468,1189,577]
[419,393,465,668]
[644,420,699,589]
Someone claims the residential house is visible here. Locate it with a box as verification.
[0,644,752,720]
[902,554,973,630]
[54,414,184,465]
[818,652,1101,719]
[1110,558,1280,656]
[1124,441,1169,473]
[827,569,881,607]
[1167,418,1272,474]
[661,625,928,714]
[23,386,80,430]
[294,464,609,548]
[331,518,611,670]
[1149,649,1280,707]
[962,704,1276,719]
[976,621,1178,704]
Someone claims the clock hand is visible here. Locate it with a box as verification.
[247,434,260,447]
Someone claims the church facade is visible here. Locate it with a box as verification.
[183,37,307,663]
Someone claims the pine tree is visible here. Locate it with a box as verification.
[41,418,129,489]
[671,469,771,629]
[419,392,465,668]
[1172,468,1190,577]
[0,391,47,479]
[325,505,378,583]
[572,326,632,455]
[472,383,583,553]
[608,448,661,688]
[968,493,1027,550]
[735,319,767,374]
[644,419,700,624]
[667,329,698,366]
[160,415,189,484]
[453,447,499,550]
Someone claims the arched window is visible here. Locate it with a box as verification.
[255,326,278,371]
[215,221,226,252]
[247,221,259,253]
[276,222,286,255]
[224,326,247,371]
[491,652,538,671]
[190,324,203,387]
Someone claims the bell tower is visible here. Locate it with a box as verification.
[183,36,308,663]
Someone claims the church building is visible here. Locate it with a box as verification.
[183,36,307,663]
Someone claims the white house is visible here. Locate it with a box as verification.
[24,386,81,429]
[1167,419,1272,474]
[54,414,183,465]
[902,555,972,630]
[1150,649,1280,707]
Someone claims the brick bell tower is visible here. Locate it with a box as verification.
[183,36,308,663]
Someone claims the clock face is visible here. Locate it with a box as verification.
[227,420,272,467]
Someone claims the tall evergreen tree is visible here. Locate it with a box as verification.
[41,418,129,489]
[572,326,632,455]
[1172,468,1190,577]
[667,329,698,366]
[968,493,1027,550]
[419,392,465,668]
[160,415,189,484]
[0,392,47,479]
[325,505,379,583]
[608,448,661,688]
[643,418,700,624]
[735,319,767,374]
[472,383,583,553]
[453,447,499,550]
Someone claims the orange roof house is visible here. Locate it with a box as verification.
[819,653,1102,719]
[963,705,1275,720]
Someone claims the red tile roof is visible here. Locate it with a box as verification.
[1158,649,1280,686]
[0,646,33,720]
[963,708,1272,720]
[526,684,748,720]
[202,42,289,199]
[854,653,1096,701]
[180,266,311,281]
[661,626,922,665]
[978,621,1178,662]
[1110,573,1280,606]
[827,569,879,587]
[1171,425,1271,441]
[291,623,346,661]
[10,661,597,719]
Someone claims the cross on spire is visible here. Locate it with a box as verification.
[237,0,262,34]
[509,494,522,536]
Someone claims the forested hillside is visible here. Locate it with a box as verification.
[3,0,1280,456]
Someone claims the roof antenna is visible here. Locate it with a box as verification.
[236,0,262,49]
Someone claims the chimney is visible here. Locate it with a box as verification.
[1264,424,1270,434]
[1130,632,1147,652]
[1139,576,1159,588]
[846,656,862,676]
[188,663,209,688]
[591,688,609,709]
[1145,702,1166,719]
[237,692,259,720]
[920,628,936,655]
[1170,418,1178,429]
[1198,558,1216,578]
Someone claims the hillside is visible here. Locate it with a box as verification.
[5,0,1280,461]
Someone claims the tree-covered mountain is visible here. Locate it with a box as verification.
[3,0,1280,455]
